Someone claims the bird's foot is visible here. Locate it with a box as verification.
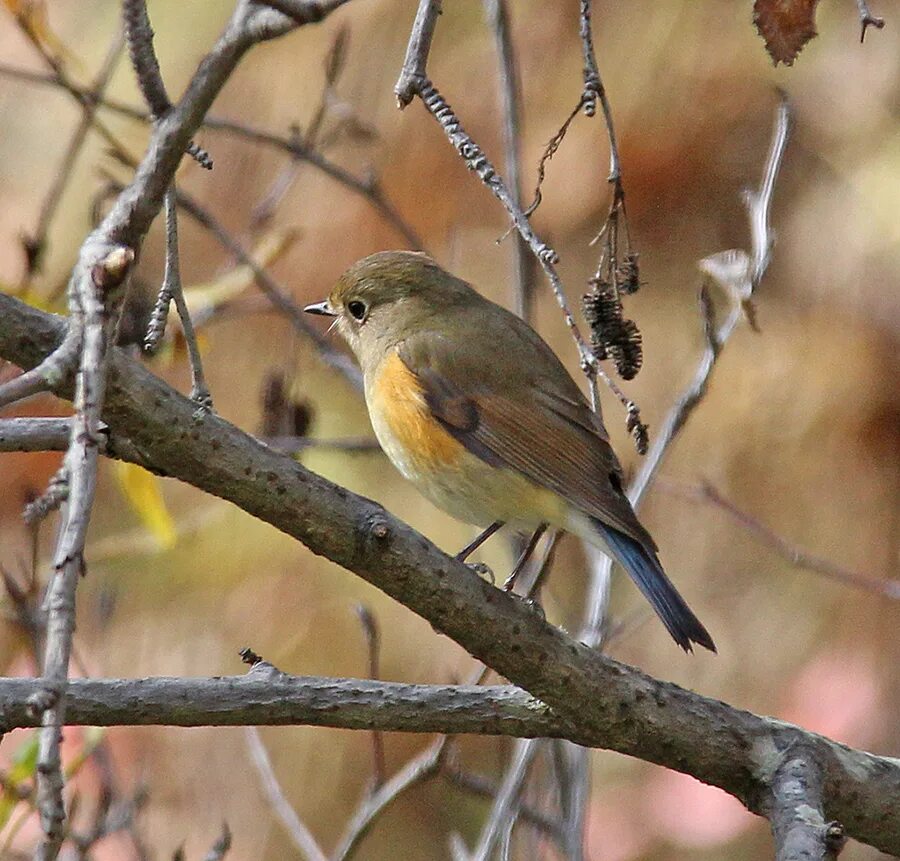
[465,561,495,585]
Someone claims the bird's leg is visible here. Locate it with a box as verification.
[503,524,547,592]
[455,521,504,561]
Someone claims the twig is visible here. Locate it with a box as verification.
[481,0,535,319]
[34,246,135,860]
[264,435,381,453]
[24,31,124,273]
[356,605,387,790]
[0,367,54,410]
[579,0,620,191]
[202,822,233,861]
[331,666,490,861]
[467,738,537,861]
[660,479,900,600]
[768,751,846,861]
[630,95,791,506]
[332,738,447,861]
[147,188,213,408]
[0,418,95,453]
[394,0,443,108]
[854,0,885,42]
[554,738,588,861]
[245,726,328,861]
[442,767,561,838]
[0,63,423,250]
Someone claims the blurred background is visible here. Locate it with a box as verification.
[0,0,898,858]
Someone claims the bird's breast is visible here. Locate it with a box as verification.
[366,351,566,528]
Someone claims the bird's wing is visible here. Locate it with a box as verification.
[397,334,656,551]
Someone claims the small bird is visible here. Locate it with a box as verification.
[305,251,715,652]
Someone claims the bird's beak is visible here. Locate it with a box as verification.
[303,300,336,317]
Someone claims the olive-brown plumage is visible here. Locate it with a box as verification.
[305,251,714,652]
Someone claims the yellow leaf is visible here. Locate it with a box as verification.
[114,462,177,550]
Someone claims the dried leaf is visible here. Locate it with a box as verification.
[114,462,177,550]
[753,0,819,66]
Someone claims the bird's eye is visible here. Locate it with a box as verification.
[347,300,367,321]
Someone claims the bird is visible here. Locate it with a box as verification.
[304,250,715,652]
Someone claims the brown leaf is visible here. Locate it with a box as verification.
[753,0,819,65]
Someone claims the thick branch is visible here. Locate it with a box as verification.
[0,295,898,855]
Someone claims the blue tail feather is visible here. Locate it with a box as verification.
[597,522,716,653]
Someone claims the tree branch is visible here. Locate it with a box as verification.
[0,295,898,855]
[767,750,846,861]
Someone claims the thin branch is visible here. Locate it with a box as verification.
[467,739,537,861]
[331,665,490,861]
[356,605,387,790]
[2,295,900,856]
[245,726,328,861]
[172,187,363,390]
[0,63,423,250]
[25,31,124,273]
[579,0,621,190]
[148,188,213,408]
[394,0,443,108]
[0,367,53,411]
[854,0,885,42]
[481,0,534,320]
[34,246,134,861]
[630,96,791,506]
[331,738,447,861]
[442,767,561,839]
[0,418,93,453]
[660,479,900,600]
[768,751,846,861]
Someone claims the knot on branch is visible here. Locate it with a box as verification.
[365,513,392,543]
[91,246,136,296]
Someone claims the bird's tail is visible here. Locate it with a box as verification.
[595,521,716,653]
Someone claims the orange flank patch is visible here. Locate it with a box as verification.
[371,352,466,473]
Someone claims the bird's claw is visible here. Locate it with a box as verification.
[465,561,495,584]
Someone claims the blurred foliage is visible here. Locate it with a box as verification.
[0,0,897,859]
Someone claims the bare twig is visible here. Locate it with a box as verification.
[467,739,537,861]
[356,605,387,790]
[146,188,213,408]
[394,0,443,108]
[0,418,93,453]
[332,737,447,861]
[768,751,846,861]
[24,32,124,273]
[481,0,534,319]
[264,435,381,453]
[443,767,561,838]
[579,0,621,190]
[660,479,900,600]
[854,0,885,42]
[245,725,328,861]
[0,63,423,250]
[630,95,791,506]
[331,666,489,861]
